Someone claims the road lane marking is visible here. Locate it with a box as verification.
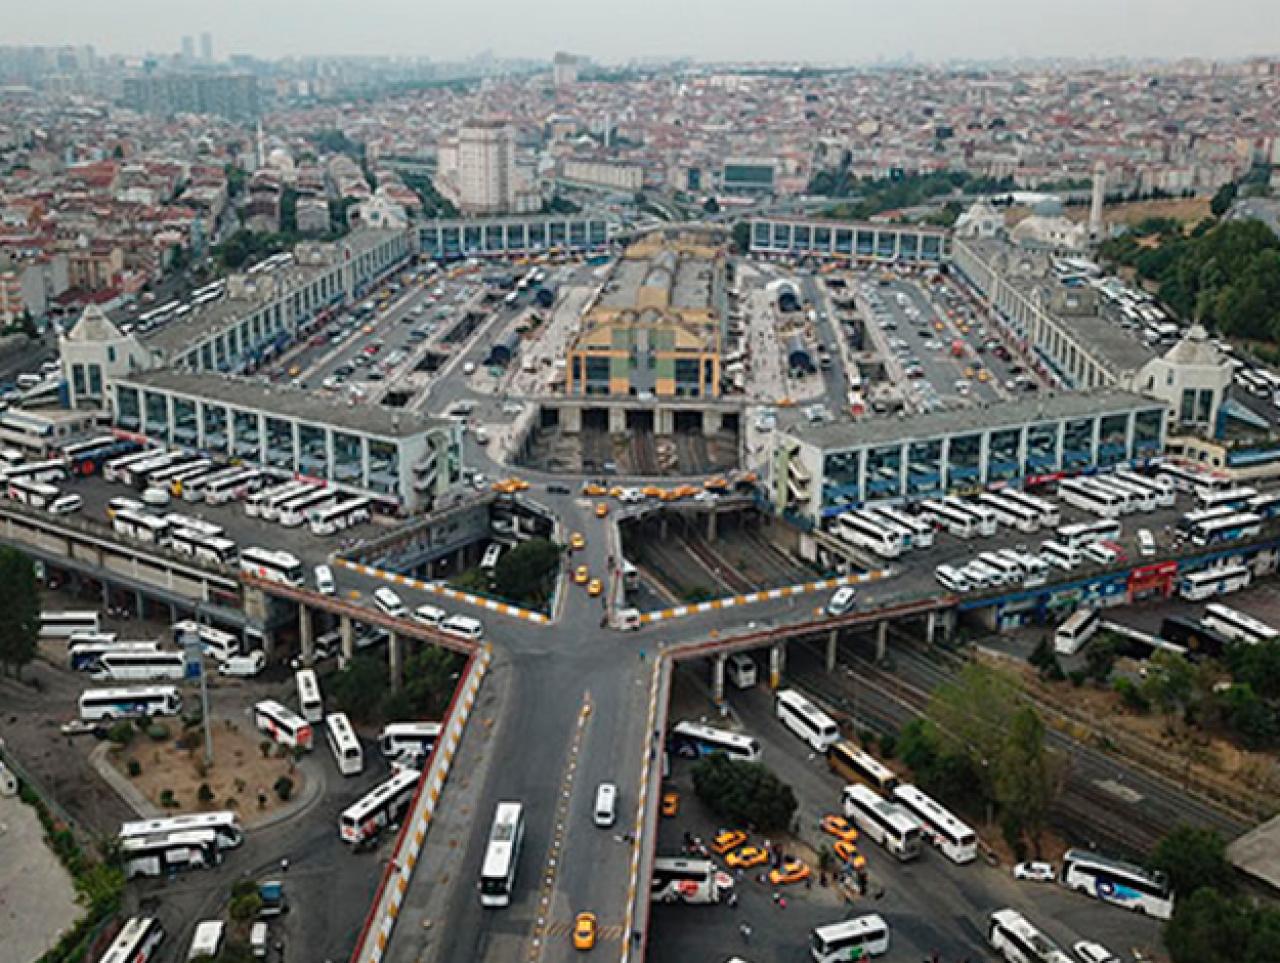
[637,568,894,624]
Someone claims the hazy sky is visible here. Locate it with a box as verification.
[10,1,1280,63]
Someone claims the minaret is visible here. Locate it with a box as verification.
[1089,161,1106,241]
[256,121,266,171]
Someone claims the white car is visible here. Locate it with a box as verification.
[141,486,171,507]
[826,586,857,616]
[314,565,335,596]
[1138,528,1156,557]
[1073,940,1119,963]
[1013,861,1055,882]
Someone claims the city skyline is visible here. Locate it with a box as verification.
[7,0,1280,64]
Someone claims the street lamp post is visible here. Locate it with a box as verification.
[180,626,214,766]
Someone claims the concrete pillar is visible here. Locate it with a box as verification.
[875,621,888,662]
[609,407,626,434]
[262,628,276,660]
[169,603,179,623]
[826,628,839,672]
[702,409,722,438]
[659,517,669,541]
[299,604,314,666]
[388,631,402,691]
[656,408,674,434]
[100,581,111,608]
[706,510,718,543]
[340,614,355,662]
[769,641,786,689]
[135,590,146,619]
[563,406,582,433]
[711,654,726,704]
[926,610,938,646]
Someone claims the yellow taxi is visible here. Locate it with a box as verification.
[820,814,859,844]
[962,366,975,379]
[725,846,769,870]
[641,485,665,500]
[661,791,680,817]
[569,532,586,551]
[573,912,597,951]
[582,483,608,497]
[711,830,748,855]
[594,502,609,518]
[587,578,603,597]
[768,857,812,885]
[288,364,302,377]
[608,486,624,498]
[834,839,866,868]
[574,565,589,585]
[976,368,990,383]
[704,476,730,493]
[932,319,945,332]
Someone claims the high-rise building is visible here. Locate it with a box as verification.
[457,119,515,216]
[553,52,578,88]
[180,35,195,63]
[200,32,213,63]
[1089,161,1107,241]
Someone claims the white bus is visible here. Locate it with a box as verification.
[295,668,323,723]
[987,908,1073,963]
[325,712,364,776]
[1248,490,1280,520]
[181,467,243,503]
[91,649,187,682]
[79,686,182,721]
[118,452,180,487]
[254,699,313,750]
[921,499,979,539]
[169,529,238,566]
[1002,489,1061,527]
[204,469,263,505]
[122,828,222,880]
[1179,564,1252,601]
[309,497,372,536]
[277,487,337,528]
[248,481,311,520]
[4,458,68,484]
[1190,512,1263,547]
[650,857,717,905]
[104,449,160,484]
[826,740,899,791]
[1059,849,1174,920]
[775,688,841,751]
[164,462,217,496]
[977,493,1040,533]
[976,551,1023,584]
[1002,548,1048,587]
[669,721,762,762]
[810,915,891,962]
[147,458,210,489]
[1055,518,1121,549]
[1054,608,1101,656]
[1157,463,1227,494]
[479,801,526,907]
[1195,485,1256,512]
[947,497,997,536]
[161,513,223,539]
[41,610,101,638]
[480,543,504,571]
[836,512,904,559]
[98,917,165,963]
[891,784,977,864]
[866,505,934,548]
[1114,470,1176,509]
[842,783,923,861]
[1177,504,1236,537]
[119,811,244,850]
[112,508,169,545]
[1203,603,1278,645]
[339,767,420,843]
[240,547,304,587]
[934,564,972,592]
[1096,477,1156,513]
[378,722,442,763]
[7,477,61,508]
[68,639,154,672]
[172,621,240,662]
[1057,478,1124,519]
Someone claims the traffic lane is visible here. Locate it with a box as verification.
[888,281,999,405]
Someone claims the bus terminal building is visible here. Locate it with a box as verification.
[774,390,1167,524]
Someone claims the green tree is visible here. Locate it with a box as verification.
[1227,637,1280,699]
[493,537,561,606]
[1219,684,1277,748]
[74,862,124,916]
[329,655,389,722]
[731,221,751,253]
[1210,181,1238,217]
[1152,826,1235,898]
[929,663,1018,813]
[1143,651,1198,720]
[229,891,263,922]
[993,707,1060,855]
[399,645,464,719]
[691,753,797,832]
[1084,633,1120,682]
[0,547,41,677]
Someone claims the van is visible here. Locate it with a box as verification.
[826,586,857,616]
[314,565,335,596]
[413,604,446,627]
[250,922,269,959]
[726,653,757,689]
[617,607,641,631]
[1138,529,1156,557]
[188,921,224,961]
[48,493,83,515]
[593,782,618,827]
[219,651,266,677]
[1083,542,1118,566]
[463,361,477,376]
[440,614,483,641]
[373,587,408,618]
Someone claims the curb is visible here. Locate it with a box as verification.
[336,559,551,624]
[89,743,161,819]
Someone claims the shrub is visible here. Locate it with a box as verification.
[691,753,797,832]
[107,721,134,746]
[126,759,142,778]
[176,731,201,751]
[273,775,294,801]
[159,789,178,808]
[197,783,215,804]
[1114,677,1150,713]
[877,733,897,759]
[229,892,263,922]
[1068,669,1087,688]
[146,723,170,741]
[259,740,272,759]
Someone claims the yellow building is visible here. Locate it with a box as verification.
[567,227,727,398]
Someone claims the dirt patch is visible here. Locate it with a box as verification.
[1005,196,1211,229]
[107,719,305,825]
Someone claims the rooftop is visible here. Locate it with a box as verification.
[119,368,446,439]
[1227,813,1280,894]
[793,390,1161,451]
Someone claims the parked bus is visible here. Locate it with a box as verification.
[480,543,503,572]
[836,512,905,559]
[161,513,223,539]
[171,621,240,662]
[253,699,313,750]
[248,481,311,520]
[91,649,186,682]
[1114,470,1176,509]
[122,828,222,879]
[987,908,1073,963]
[865,505,935,549]
[276,487,337,528]
[295,668,323,723]
[976,551,1023,584]
[239,547,304,587]
[165,462,219,496]
[842,783,923,861]
[1178,564,1252,601]
[40,610,100,639]
[378,722,442,763]
[204,469,263,505]
[479,801,526,907]
[308,497,372,536]
[1247,491,1280,520]
[181,466,243,503]
[1057,478,1124,519]
[1054,608,1101,656]
[339,767,421,844]
[62,436,138,477]
[1003,489,1061,527]
[669,721,761,762]
[649,857,717,905]
[169,529,238,566]
[1176,504,1236,537]
[113,508,170,545]
[97,917,165,963]
[1203,603,1278,645]
[146,458,210,489]
[622,558,640,591]
[1159,616,1227,661]
[1097,476,1157,513]
[775,688,841,751]
[977,493,1040,533]
[933,564,972,593]
[810,915,891,962]
[1039,540,1081,572]
[3,458,68,485]
[119,811,244,850]
[118,452,180,487]
[1059,849,1174,920]
[79,686,182,721]
[921,499,979,539]
[1156,463,1227,494]
[325,712,364,776]
[1054,519,1121,549]
[892,784,977,864]
[1189,512,1263,547]
[103,449,160,484]
[948,497,997,536]
[1195,486,1256,512]
[7,477,61,508]
[68,640,152,672]
[827,741,899,791]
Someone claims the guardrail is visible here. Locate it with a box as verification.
[350,644,493,963]
[334,559,551,625]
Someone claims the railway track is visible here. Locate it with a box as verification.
[630,425,658,475]
[682,528,757,595]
